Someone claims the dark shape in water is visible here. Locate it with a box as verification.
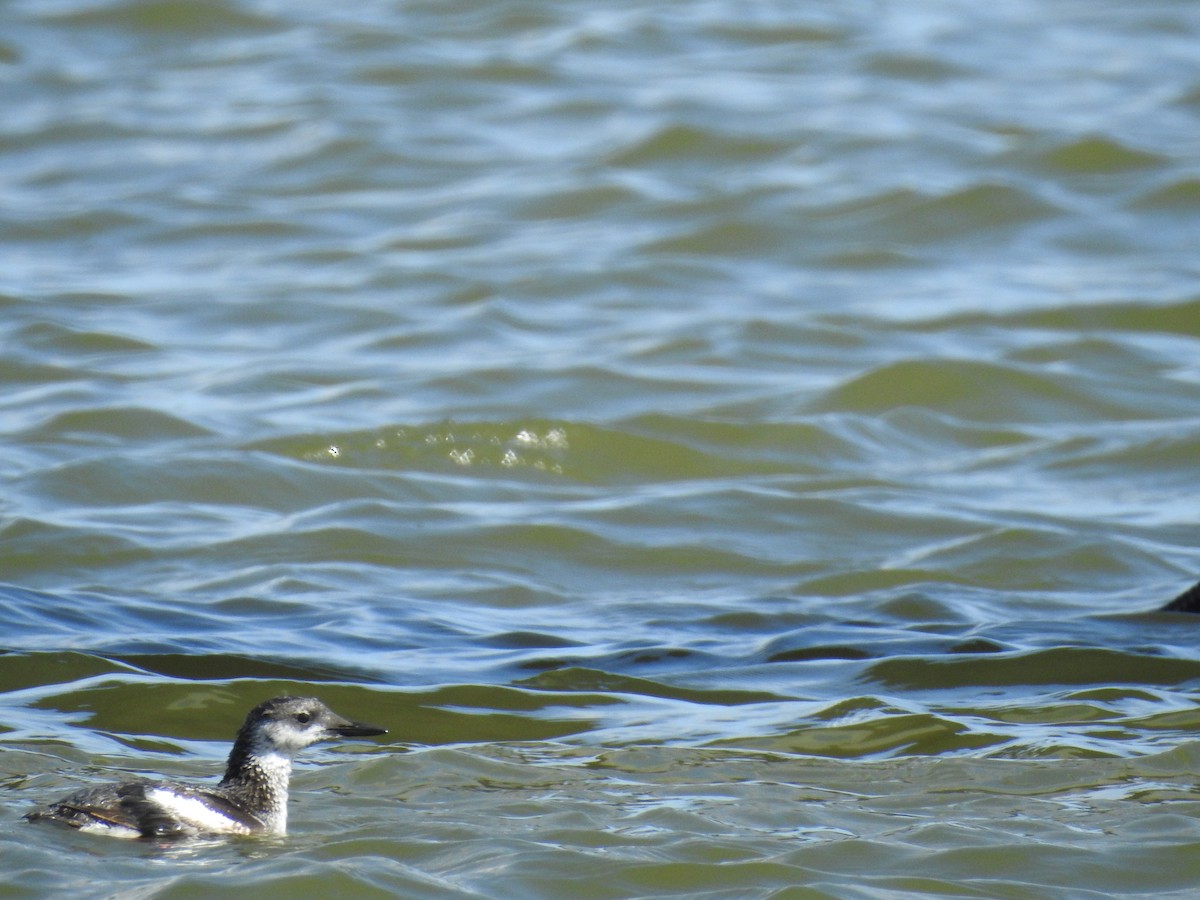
[1162,579,1200,614]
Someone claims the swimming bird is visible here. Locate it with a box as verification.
[24,695,386,839]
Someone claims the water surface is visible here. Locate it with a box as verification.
[3,0,1200,896]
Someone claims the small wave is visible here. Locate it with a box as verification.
[811,357,1161,422]
[1034,135,1167,174]
[38,0,283,36]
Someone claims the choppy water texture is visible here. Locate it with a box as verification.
[2,0,1200,896]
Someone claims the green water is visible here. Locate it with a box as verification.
[2,0,1200,896]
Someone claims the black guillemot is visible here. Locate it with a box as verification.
[24,695,386,839]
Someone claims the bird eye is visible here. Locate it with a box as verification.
[295,712,312,724]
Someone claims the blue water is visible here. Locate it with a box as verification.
[3,0,1200,895]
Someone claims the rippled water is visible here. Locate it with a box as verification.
[3,0,1200,895]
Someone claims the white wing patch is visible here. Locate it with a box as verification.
[77,820,142,839]
[145,789,255,836]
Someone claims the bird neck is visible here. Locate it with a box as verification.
[219,736,294,833]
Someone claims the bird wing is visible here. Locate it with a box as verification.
[117,783,267,837]
[30,781,152,833]
[30,781,264,838]
[175,785,267,832]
